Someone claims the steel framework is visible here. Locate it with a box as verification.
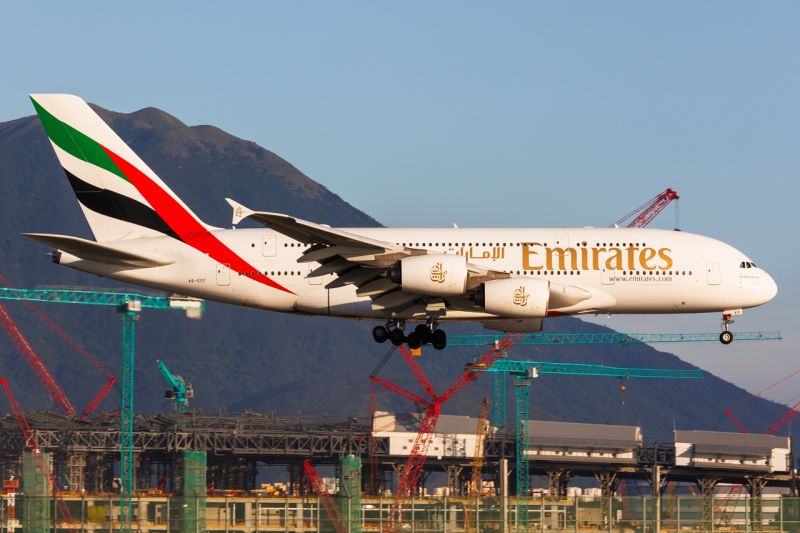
[0,287,204,533]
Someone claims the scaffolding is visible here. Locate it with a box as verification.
[22,452,50,533]
[171,451,207,533]
[339,456,361,533]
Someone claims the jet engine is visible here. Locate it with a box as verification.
[475,278,549,318]
[389,255,468,296]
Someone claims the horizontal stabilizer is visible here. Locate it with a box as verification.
[23,233,175,268]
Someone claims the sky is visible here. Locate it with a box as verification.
[2,1,800,406]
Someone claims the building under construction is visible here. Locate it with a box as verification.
[1,409,797,532]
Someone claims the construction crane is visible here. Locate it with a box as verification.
[464,398,489,533]
[467,358,703,530]
[371,334,526,533]
[0,301,76,417]
[157,360,193,412]
[304,460,348,533]
[0,274,118,419]
[1,379,79,533]
[609,188,680,229]
[446,331,782,347]
[0,286,203,533]
[470,397,489,496]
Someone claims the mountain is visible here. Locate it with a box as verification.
[0,104,790,448]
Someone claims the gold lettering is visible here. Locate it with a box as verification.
[581,247,589,270]
[546,248,578,270]
[592,248,606,270]
[605,248,624,270]
[639,248,657,270]
[626,246,639,271]
[523,243,544,270]
[658,248,673,270]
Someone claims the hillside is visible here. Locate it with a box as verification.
[0,104,789,447]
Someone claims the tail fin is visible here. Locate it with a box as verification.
[30,94,213,242]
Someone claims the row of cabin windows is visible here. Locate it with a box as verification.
[393,242,653,248]
[239,271,302,277]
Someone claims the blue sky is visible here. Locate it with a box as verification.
[3,2,800,404]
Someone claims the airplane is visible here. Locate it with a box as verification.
[23,94,777,350]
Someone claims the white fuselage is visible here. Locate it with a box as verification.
[56,227,777,323]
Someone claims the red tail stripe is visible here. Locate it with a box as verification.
[101,145,294,295]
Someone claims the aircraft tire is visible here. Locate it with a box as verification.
[415,324,431,344]
[373,326,389,343]
[390,328,405,346]
[432,340,447,351]
[431,329,446,346]
[719,331,733,345]
[407,332,423,349]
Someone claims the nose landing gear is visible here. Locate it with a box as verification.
[720,313,736,345]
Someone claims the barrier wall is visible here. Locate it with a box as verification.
[3,494,800,533]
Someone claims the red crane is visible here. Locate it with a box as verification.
[0,274,118,419]
[0,302,77,417]
[1,379,79,533]
[373,333,525,533]
[610,188,680,229]
[304,460,348,533]
[716,372,800,513]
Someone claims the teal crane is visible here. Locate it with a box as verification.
[465,357,703,532]
[157,360,193,412]
[0,286,203,533]
[447,331,781,347]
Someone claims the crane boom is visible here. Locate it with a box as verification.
[304,460,348,533]
[0,302,76,417]
[1,379,79,533]
[610,188,680,229]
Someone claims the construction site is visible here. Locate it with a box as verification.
[1,190,798,533]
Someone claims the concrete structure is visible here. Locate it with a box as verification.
[674,430,791,473]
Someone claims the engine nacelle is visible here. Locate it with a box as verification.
[475,278,549,318]
[389,255,468,296]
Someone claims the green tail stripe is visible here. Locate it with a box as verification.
[30,97,129,183]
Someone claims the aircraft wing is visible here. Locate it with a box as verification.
[226,199,508,311]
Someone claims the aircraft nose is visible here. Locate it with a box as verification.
[762,272,778,303]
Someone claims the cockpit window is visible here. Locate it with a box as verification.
[751,263,757,268]
[740,262,746,268]
[746,262,751,268]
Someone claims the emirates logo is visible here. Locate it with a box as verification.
[513,286,530,306]
[430,263,447,283]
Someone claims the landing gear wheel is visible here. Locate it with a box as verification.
[407,332,423,349]
[373,326,389,343]
[390,328,405,346]
[720,331,733,345]
[431,329,447,350]
[415,324,431,344]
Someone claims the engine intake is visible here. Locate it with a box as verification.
[389,255,468,296]
[475,278,549,318]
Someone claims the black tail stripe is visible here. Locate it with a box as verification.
[64,169,177,237]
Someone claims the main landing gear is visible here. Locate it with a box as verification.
[372,321,447,351]
[720,314,735,345]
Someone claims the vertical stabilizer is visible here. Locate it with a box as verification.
[30,94,213,242]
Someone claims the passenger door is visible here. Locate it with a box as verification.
[307,263,322,285]
[262,236,276,257]
[216,263,231,286]
[706,264,721,285]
